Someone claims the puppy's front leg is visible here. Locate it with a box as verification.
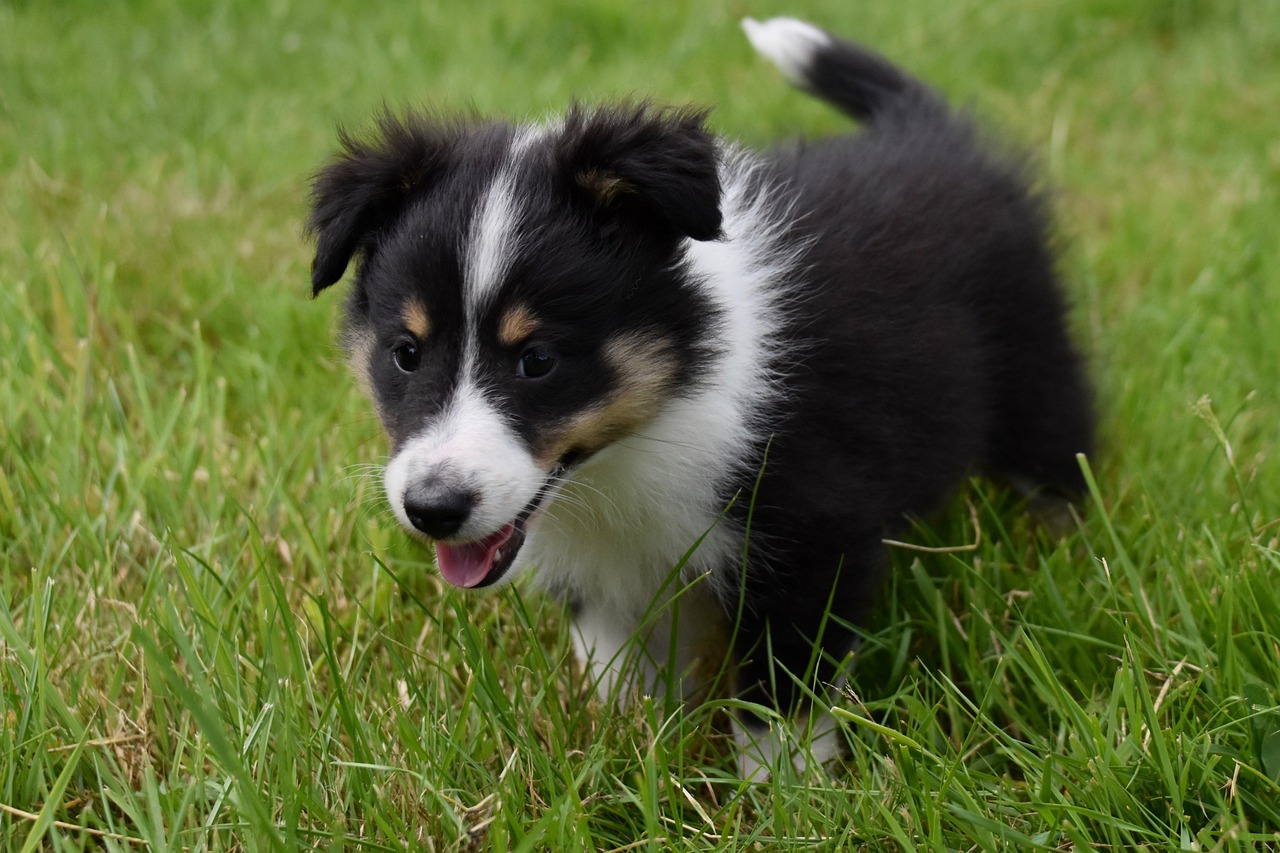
[571,581,731,707]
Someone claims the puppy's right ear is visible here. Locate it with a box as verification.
[307,113,451,296]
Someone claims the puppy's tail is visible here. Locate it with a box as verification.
[742,17,943,124]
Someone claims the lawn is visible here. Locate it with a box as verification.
[2,0,1279,849]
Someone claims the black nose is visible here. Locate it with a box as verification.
[402,485,475,539]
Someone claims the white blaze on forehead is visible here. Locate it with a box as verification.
[464,126,542,317]
[384,381,545,542]
[384,127,551,552]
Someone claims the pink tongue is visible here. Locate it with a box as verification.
[434,524,516,588]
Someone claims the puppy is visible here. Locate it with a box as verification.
[307,18,1093,774]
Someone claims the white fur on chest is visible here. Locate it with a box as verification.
[524,149,802,701]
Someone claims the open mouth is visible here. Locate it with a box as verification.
[432,474,559,589]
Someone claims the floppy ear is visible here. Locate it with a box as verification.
[556,103,723,242]
[307,112,453,296]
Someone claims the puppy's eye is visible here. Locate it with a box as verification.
[392,340,422,373]
[516,345,556,379]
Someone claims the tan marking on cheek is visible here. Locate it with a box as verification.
[534,334,679,469]
[402,300,431,340]
[342,324,376,392]
[497,304,539,348]
[341,324,391,426]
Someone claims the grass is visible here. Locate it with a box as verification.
[2,0,1279,848]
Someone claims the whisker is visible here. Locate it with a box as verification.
[547,475,621,517]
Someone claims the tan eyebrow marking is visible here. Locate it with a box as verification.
[497,303,539,347]
[402,299,431,340]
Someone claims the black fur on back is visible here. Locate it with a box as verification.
[728,30,1094,711]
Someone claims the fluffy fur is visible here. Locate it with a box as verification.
[307,18,1094,773]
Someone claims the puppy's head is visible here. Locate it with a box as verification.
[309,104,724,589]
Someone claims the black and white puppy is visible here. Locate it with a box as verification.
[307,18,1093,773]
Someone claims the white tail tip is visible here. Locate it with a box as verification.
[741,17,832,86]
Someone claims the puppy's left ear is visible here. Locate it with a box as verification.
[307,112,453,296]
[557,103,723,242]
